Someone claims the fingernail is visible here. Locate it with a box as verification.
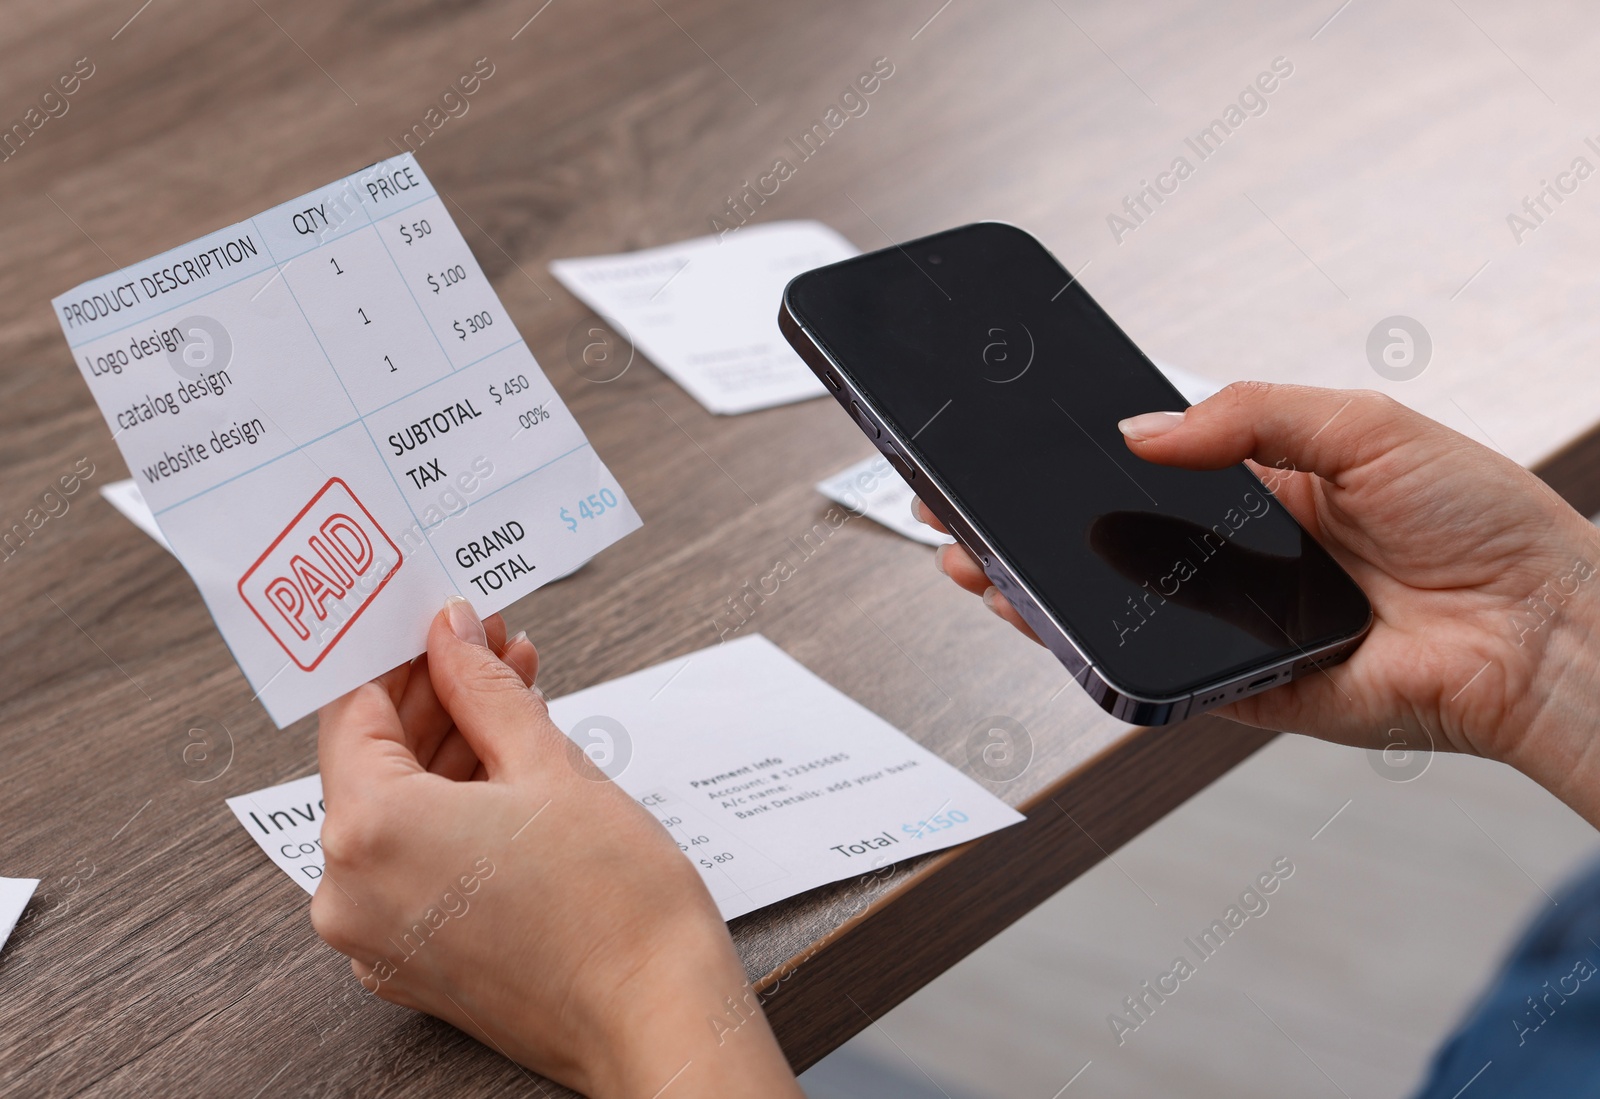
[934,544,954,575]
[504,631,538,683]
[1117,410,1185,440]
[909,497,924,524]
[445,596,487,646]
[504,631,546,699]
[982,586,1003,615]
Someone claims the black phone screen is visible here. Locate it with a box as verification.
[785,222,1370,699]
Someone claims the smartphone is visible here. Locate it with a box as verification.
[779,222,1371,725]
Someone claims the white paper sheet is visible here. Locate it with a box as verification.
[550,221,858,415]
[227,636,1023,919]
[0,877,39,954]
[814,363,1225,546]
[53,154,640,727]
[816,454,953,547]
[226,774,327,893]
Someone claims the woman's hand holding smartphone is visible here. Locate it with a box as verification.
[921,380,1600,828]
[781,223,1376,724]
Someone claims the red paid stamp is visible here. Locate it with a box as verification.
[238,478,403,670]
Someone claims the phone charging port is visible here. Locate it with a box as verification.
[1247,673,1280,691]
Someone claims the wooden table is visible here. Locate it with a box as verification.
[4,0,1598,1093]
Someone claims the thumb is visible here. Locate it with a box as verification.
[426,596,552,779]
[1117,381,1423,486]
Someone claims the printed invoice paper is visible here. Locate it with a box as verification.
[816,455,954,548]
[52,155,640,727]
[227,636,1024,920]
[550,221,858,415]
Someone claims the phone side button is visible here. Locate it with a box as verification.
[849,401,881,439]
[882,442,916,482]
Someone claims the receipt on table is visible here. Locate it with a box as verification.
[550,221,858,415]
[53,154,640,727]
[227,636,1024,919]
[226,775,326,892]
[816,454,953,547]
[0,877,39,954]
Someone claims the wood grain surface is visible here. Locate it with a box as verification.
[2,0,1598,1094]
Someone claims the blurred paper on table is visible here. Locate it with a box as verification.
[0,877,40,954]
[1156,362,1223,404]
[226,637,1023,919]
[550,221,858,415]
[545,635,1023,919]
[816,454,952,547]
